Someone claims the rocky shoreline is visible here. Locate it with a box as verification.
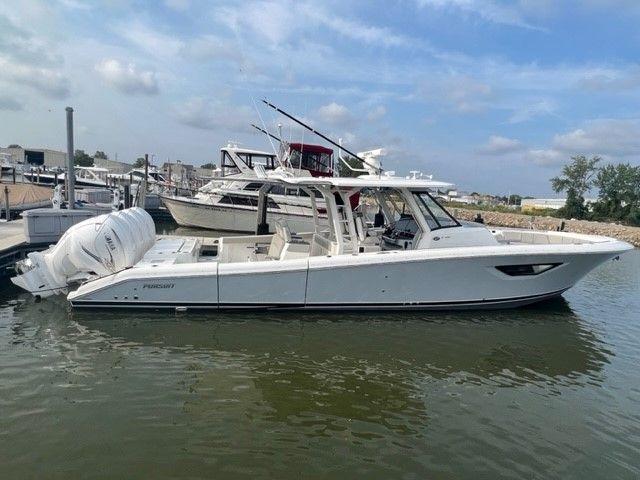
[451,207,640,248]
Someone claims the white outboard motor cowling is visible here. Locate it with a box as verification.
[12,207,155,297]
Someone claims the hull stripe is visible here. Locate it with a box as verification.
[70,288,568,310]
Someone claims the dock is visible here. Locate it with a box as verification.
[0,220,48,278]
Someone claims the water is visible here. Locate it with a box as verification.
[1,245,639,479]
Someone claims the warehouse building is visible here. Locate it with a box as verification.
[0,146,67,168]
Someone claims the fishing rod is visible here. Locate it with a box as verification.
[261,99,382,172]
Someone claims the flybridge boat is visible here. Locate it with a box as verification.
[161,142,341,233]
[11,175,632,310]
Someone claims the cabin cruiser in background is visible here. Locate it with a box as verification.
[11,174,632,310]
[109,167,168,187]
[161,141,344,233]
[23,166,111,188]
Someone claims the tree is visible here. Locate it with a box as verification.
[133,157,145,168]
[508,194,522,205]
[591,163,640,223]
[74,149,94,167]
[94,150,108,159]
[550,155,600,219]
[201,163,216,170]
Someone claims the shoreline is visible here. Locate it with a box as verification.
[451,207,640,248]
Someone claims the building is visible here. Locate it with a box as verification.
[0,146,67,168]
[162,162,195,182]
[93,157,133,174]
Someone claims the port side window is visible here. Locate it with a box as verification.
[244,183,263,191]
[412,192,459,230]
[496,263,561,276]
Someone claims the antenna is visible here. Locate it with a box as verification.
[262,99,382,173]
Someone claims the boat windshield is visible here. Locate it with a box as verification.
[412,191,459,229]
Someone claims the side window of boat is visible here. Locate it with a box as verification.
[244,183,263,191]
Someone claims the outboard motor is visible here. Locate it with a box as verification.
[12,207,155,298]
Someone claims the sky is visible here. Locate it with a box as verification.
[1,0,639,195]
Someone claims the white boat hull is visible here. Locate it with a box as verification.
[161,195,320,233]
[67,241,629,310]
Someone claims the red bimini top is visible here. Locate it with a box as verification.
[288,143,333,155]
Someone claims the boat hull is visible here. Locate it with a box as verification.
[67,242,631,311]
[161,195,319,233]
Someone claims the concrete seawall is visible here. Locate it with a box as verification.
[451,208,640,248]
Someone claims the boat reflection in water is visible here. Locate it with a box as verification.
[0,291,617,477]
[61,300,607,419]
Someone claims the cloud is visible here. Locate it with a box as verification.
[95,59,159,95]
[415,0,546,31]
[181,35,237,61]
[317,102,354,127]
[113,20,183,58]
[525,149,565,166]
[552,119,640,157]
[477,135,525,155]
[508,99,556,124]
[0,95,23,111]
[523,118,640,167]
[164,0,190,11]
[367,105,386,121]
[174,97,253,132]
[215,1,416,48]
[419,74,492,113]
[0,57,70,98]
[579,68,640,92]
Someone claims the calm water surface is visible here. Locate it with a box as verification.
[1,236,639,479]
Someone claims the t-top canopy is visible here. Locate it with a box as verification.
[236,173,455,191]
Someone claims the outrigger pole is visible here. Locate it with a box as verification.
[251,124,282,144]
[261,99,382,173]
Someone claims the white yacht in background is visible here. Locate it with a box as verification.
[23,166,111,188]
[161,142,342,233]
[11,174,632,310]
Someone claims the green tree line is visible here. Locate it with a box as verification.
[550,155,640,226]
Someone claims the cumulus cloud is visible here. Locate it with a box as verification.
[95,59,159,95]
[317,102,355,128]
[523,118,640,167]
[525,149,565,166]
[477,135,524,155]
[174,97,253,132]
[552,119,640,157]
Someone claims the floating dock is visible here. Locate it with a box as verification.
[0,220,48,278]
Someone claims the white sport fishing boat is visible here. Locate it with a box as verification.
[11,174,632,310]
[161,142,341,233]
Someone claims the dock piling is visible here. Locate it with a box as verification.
[66,106,75,209]
[3,186,9,221]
